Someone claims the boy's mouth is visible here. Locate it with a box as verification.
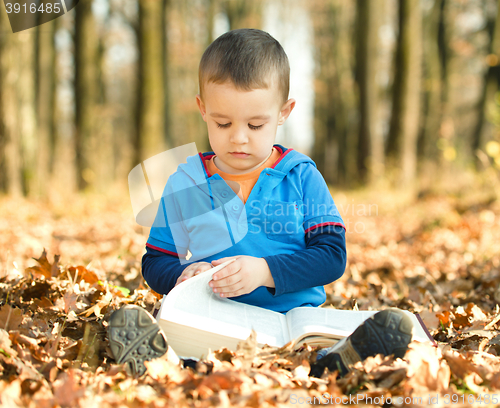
[230,152,250,158]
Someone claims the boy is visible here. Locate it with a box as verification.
[108,29,413,377]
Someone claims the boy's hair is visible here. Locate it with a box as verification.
[199,29,290,105]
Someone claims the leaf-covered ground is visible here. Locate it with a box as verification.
[1,188,500,407]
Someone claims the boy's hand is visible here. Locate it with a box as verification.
[209,256,274,298]
[175,262,212,287]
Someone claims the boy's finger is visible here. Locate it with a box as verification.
[220,274,238,286]
[211,258,226,265]
[211,262,239,281]
[175,276,187,286]
[187,262,207,274]
[202,263,214,271]
[179,267,197,282]
[217,284,245,297]
[180,268,193,277]
[194,265,212,275]
[211,257,237,266]
[211,273,242,290]
[176,268,197,285]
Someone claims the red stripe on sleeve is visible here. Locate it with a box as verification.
[146,243,186,258]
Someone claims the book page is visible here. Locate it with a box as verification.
[286,307,375,341]
[158,259,290,348]
[285,307,432,344]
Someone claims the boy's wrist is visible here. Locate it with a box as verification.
[260,258,275,288]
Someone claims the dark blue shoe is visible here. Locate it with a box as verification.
[310,308,413,377]
[108,305,169,376]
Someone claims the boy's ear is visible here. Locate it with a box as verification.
[278,98,296,125]
[196,94,207,122]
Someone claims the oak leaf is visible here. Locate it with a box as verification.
[25,249,60,279]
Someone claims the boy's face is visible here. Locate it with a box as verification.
[196,81,295,175]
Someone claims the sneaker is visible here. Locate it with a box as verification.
[309,308,413,377]
[107,305,169,376]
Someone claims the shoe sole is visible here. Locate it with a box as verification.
[349,308,413,359]
[310,308,413,377]
[108,305,168,376]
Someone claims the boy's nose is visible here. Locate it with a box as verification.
[229,127,248,144]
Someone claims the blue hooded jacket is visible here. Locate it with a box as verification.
[146,145,345,312]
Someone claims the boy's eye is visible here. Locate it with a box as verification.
[248,124,263,130]
[216,122,231,128]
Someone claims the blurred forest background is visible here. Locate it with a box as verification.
[1,0,500,198]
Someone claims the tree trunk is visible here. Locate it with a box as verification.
[0,8,8,193]
[0,17,23,196]
[471,0,500,167]
[162,0,171,154]
[355,0,383,184]
[74,0,98,190]
[167,0,211,152]
[386,0,423,185]
[0,7,37,197]
[419,0,446,165]
[19,31,37,196]
[35,19,57,197]
[206,0,220,45]
[135,0,166,163]
[223,0,262,30]
[311,0,357,186]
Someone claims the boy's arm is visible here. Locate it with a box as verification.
[260,161,347,296]
[143,175,192,294]
[142,246,187,294]
[262,224,346,296]
[145,225,346,297]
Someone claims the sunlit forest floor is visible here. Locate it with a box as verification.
[1,173,500,407]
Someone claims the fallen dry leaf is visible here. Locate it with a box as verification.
[25,249,60,279]
[1,193,500,407]
[0,305,24,332]
[405,342,451,394]
[52,370,85,407]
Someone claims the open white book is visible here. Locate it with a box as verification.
[157,260,433,359]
